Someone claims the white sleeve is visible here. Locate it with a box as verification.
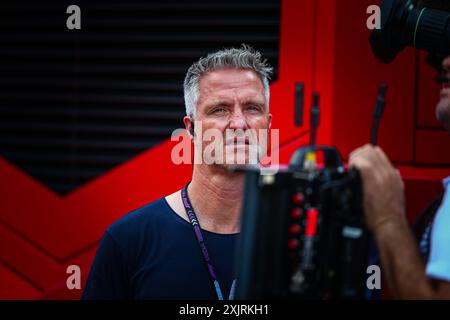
[426,177,450,282]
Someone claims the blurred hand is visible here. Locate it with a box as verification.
[349,144,406,232]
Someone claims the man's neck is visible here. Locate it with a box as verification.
[188,164,245,234]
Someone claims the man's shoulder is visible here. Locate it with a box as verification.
[106,197,170,241]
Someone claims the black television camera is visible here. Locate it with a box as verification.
[370,0,450,80]
[234,85,388,300]
[235,149,368,299]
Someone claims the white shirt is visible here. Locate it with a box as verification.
[426,176,450,281]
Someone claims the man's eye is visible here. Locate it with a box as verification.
[247,105,262,112]
[212,107,226,114]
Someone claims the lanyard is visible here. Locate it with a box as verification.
[181,183,236,300]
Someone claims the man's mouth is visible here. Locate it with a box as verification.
[226,137,251,146]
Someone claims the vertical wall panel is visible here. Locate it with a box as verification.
[331,0,416,163]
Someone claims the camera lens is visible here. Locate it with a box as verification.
[370,0,450,67]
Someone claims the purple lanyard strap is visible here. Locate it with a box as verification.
[181,184,236,300]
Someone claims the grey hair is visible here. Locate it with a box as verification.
[183,44,273,118]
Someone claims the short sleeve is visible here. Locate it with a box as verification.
[81,229,130,299]
[426,177,450,282]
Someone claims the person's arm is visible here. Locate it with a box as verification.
[349,144,450,299]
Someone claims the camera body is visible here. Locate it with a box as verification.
[235,146,369,299]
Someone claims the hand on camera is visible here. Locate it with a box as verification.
[349,144,406,233]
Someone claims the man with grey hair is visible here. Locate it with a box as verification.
[82,45,273,299]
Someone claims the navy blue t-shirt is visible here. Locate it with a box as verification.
[82,197,239,300]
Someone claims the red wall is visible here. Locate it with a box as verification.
[1,0,449,299]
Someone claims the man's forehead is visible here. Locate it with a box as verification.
[199,68,264,92]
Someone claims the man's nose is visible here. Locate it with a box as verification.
[228,109,248,130]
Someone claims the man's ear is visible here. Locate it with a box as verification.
[183,116,194,138]
[268,113,272,130]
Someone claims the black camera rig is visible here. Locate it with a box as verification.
[234,85,388,300]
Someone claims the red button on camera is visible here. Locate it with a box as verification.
[288,239,299,249]
[292,193,304,204]
[289,224,301,234]
[291,208,302,218]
